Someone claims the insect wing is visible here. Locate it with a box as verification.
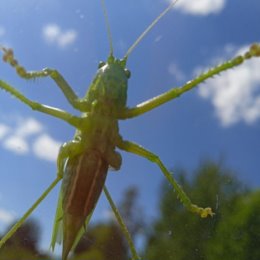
[50,189,63,250]
[50,189,94,252]
[52,150,109,259]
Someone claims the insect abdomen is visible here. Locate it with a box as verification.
[61,150,109,260]
[63,150,108,216]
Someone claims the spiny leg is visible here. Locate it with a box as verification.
[118,43,260,119]
[103,186,141,260]
[117,138,214,218]
[0,47,90,111]
[0,80,82,128]
[0,176,61,248]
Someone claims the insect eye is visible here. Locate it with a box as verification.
[124,69,131,78]
[98,61,106,68]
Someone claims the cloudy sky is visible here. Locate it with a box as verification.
[0,0,260,254]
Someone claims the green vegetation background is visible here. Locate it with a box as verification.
[1,160,260,260]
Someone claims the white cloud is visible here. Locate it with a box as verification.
[0,208,15,225]
[198,45,260,127]
[32,134,61,162]
[15,117,43,137]
[42,24,77,48]
[1,118,42,154]
[0,124,10,140]
[3,135,29,154]
[168,62,186,82]
[0,117,62,161]
[172,0,225,15]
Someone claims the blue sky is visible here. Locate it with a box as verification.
[0,0,260,254]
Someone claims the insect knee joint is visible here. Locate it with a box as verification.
[43,68,55,77]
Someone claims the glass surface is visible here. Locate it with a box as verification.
[0,0,259,259]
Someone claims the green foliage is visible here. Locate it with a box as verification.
[0,219,51,260]
[73,223,128,260]
[118,187,145,239]
[5,219,40,253]
[0,247,43,260]
[207,190,260,260]
[144,160,250,260]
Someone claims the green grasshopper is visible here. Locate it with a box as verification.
[0,0,260,259]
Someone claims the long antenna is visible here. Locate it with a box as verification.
[124,0,179,59]
[100,0,114,56]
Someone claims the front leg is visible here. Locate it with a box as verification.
[0,79,82,127]
[117,138,214,218]
[118,43,260,119]
[0,47,90,111]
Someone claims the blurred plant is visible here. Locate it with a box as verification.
[207,190,260,260]
[144,160,250,260]
[0,218,51,260]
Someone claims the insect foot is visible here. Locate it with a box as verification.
[190,205,215,218]
[249,43,260,57]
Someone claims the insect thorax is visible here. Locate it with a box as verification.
[78,108,121,169]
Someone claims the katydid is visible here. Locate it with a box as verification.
[0,0,260,259]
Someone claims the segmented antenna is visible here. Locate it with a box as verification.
[124,0,179,59]
[100,0,114,56]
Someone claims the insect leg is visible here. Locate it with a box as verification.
[118,43,260,119]
[40,68,90,111]
[117,139,214,218]
[0,79,82,127]
[57,139,85,177]
[103,186,141,260]
[0,176,61,248]
[0,47,90,111]
[50,140,84,251]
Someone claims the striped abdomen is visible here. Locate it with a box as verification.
[61,149,109,260]
[63,149,108,216]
